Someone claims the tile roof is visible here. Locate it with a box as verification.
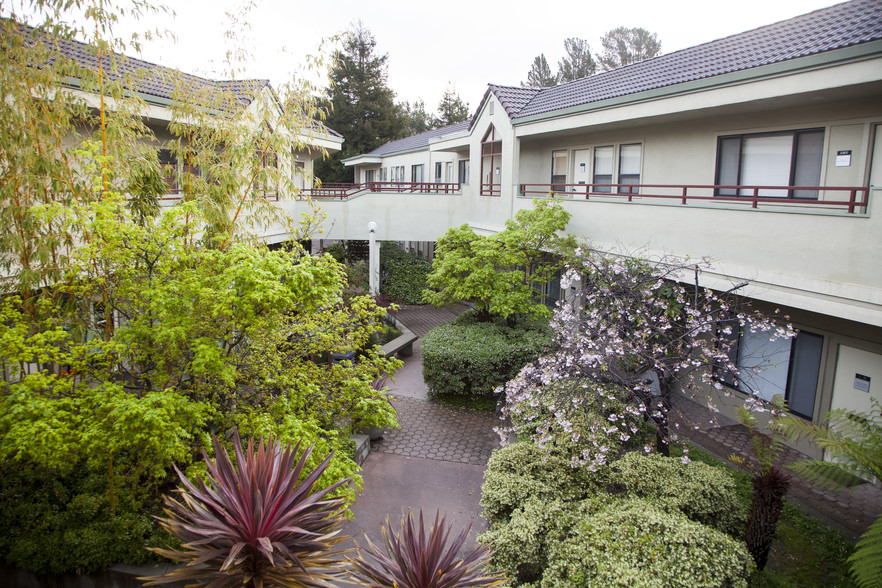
[13,21,343,138]
[365,121,470,156]
[14,22,270,108]
[513,0,882,119]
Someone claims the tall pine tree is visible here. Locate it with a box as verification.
[523,54,557,88]
[558,38,596,82]
[597,27,661,71]
[434,84,470,127]
[315,23,404,183]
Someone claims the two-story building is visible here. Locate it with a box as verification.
[291,0,882,439]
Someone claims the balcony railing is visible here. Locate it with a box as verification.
[159,190,280,202]
[302,182,461,200]
[519,183,871,214]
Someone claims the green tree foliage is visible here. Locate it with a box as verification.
[400,99,434,135]
[778,401,882,587]
[423,197,577,321]
[434,84,470,127]
[0,1,399,574]
[523,54,557,88]
[596,26,661,72]
[315,23,405,183]
[557,38,596,83]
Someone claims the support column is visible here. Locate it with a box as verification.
[368,222,380,296]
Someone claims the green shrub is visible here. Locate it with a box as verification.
[480,442,594,525]
[541,498,755,588]
[422,313,551,397]
[380,243,432,304]
[324,242,345,262]
[480,497,602,586]
[608,452,747,536]
[0,461,165,574]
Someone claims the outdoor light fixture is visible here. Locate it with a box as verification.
[368,222,377,233]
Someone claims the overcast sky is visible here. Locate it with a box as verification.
[39,0,846,113]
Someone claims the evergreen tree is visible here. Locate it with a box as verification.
[400,99,434,135]
[597,27,661,72]
[315,23,404,183]
[434,84,470,127]
[523,54,557,88]
[557,38,597,83]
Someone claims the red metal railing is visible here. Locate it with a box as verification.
[159,190,280,202]
[302,182,461,200]
[519,183,871,214]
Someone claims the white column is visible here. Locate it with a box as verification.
[368,222,380,296]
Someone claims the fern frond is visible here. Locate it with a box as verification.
[849,514,882,588]
[787,459,863,492]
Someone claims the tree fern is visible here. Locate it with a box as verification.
[777,400,882,586]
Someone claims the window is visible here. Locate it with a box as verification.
[434,162,442,183]
[397,166,405,182]
[458,159,470,185]
[412,164,424,183]
[292,160,305,190]
[158,148,178,192]
[481,125,502,196]
[720,322,823,419]
[364,169,375,183]
[617,143,642,194]
[716,129,824,198]
[593,146,614,193]
[551,150,567,191]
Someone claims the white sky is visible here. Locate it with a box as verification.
[26,0,846,113]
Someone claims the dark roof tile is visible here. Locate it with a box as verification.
[365,121,470,157]
[516,0,882,118]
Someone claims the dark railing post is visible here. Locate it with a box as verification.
[752,188,759,208]
[849,189,856,214]
[682,186,688,205]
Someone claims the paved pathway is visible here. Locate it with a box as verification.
[338,303,499,581]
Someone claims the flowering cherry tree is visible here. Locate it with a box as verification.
[498,246,794,459]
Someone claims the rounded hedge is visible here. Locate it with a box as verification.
[480,441,592,525]
[608,452,747,537]
[421,312,551,397]
[541,498,754,588]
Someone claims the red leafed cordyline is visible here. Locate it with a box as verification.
[141,431,350,587]
[347,509,508,588]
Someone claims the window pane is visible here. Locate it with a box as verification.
[717,137,740,196]
[593,146,613,193]
[737,328,792,401]
[619,144,641,175]
[740,135,792,197]
[793,131,823,199]
[551,151,567,184]
[787,331,823,418]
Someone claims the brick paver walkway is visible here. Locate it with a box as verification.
[371,396,500,466]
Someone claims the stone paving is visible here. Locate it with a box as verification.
[371,396,500,465]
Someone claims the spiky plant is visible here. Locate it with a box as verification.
[141,431,351,587]
[347,510,507,588]
[731,399,791,570]
[778,401,882,588]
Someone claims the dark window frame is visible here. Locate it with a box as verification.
[716,319,823,420]
[714,128,825,199]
